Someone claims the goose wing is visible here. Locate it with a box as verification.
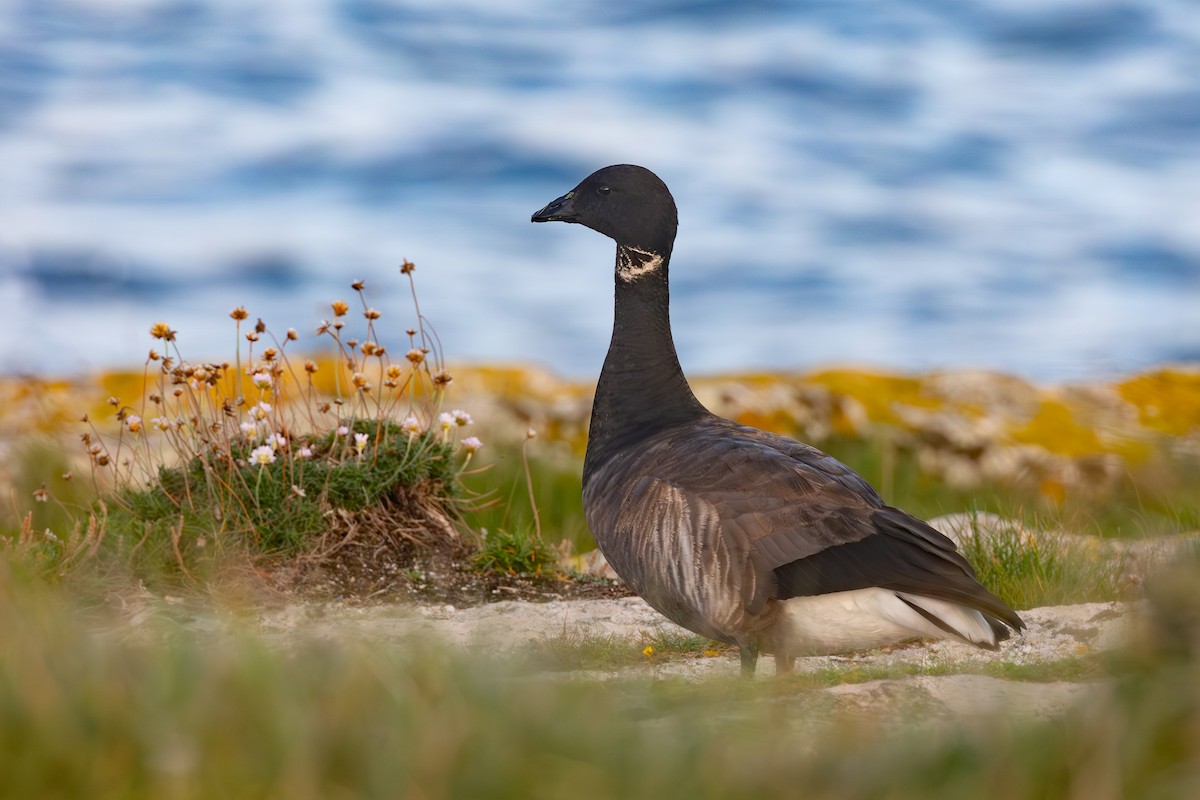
[588,417,1022,632]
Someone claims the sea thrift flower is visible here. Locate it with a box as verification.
[250,445,276,466]
[364,307,381,320]
[354,432,369,455]
[304,359,319,373]
[352,372,369,389]
[337,425,350,436]
[406,348,424,364]
[240,421,259,438]
[269,433,288,451]
[386,365,403,379]
[451,409,473,427]
[251,370,272,389]
[291,485,306,498]
[298,446,314,460]
[253,401,272,421]
[400,416,421,436]
[125,415,143,432]
[461,436,483,454]
[151,416,172,431]
[438,412,454,433]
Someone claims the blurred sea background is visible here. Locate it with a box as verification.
[1,0,1197,382]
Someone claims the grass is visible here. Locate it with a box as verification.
[2,555,1200,799]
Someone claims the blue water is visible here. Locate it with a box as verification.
[1,0,1198,381]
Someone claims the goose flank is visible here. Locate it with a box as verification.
[531,164,1024,676]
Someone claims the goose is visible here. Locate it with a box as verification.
[531,164,1024,676]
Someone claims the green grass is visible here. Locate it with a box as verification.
[461,444,593,553]
[472,526,559,576]
[2,556,1200,799]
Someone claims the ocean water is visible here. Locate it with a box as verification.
[1,0,1198,382]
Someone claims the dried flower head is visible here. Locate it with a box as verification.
[33,485,49,503]
[364,307,381,320]
[526,428,538,440]
[286,328,298,341]
[149,322,176,341]
[351,279,365,291]
[400,259,415,274]
[262,348,278,362]
[125,415,143,432]
[331,300,350,317]
[433,370,453,387]
[352,372,369,390]
[406,348,425,365]
[230,307,249,321]
[255,318,266,334]
[148,349,161,361]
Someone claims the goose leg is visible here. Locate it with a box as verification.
[739,645,759,677]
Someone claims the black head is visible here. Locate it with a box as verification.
[531,164,678,256]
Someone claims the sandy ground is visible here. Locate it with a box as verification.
[121,593,1135,719]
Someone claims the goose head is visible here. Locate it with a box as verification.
[531,164,678,258]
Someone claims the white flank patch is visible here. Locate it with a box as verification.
[777,588,999,656]
[617,245,664,281]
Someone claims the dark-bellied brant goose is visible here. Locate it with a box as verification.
[531,164,1024,676]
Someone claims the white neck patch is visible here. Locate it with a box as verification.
[616,245,664,282]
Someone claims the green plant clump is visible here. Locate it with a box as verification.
[61,267,486,583]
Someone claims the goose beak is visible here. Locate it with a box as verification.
[531,190,580,223]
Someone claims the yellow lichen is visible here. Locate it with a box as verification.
[1010,399,1104,457]
[1117,368,1200,437]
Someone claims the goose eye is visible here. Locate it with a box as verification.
[597,185,611,195]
